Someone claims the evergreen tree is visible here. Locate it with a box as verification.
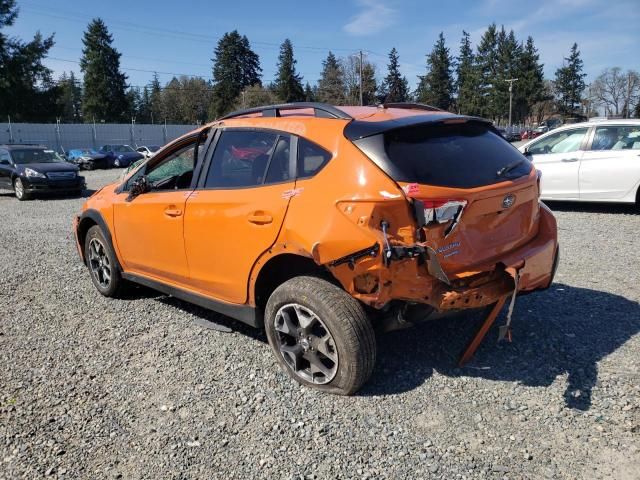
[80,18,129,122]
[342,54,377,105]
[148,73,163,124]
[210,30,262,117]
[475,24,499,118]
[0,0,58,121]
[554,43,586,116]
[456,31,479,115]
[274,39,304,102]
[137,86,152,123]
[304,82,315,102]
[161,77,182,123]
[416,32,454,110]
[316,51,345,104]
[380,48,409,102]
[57,71,82,122]
[516,37,545,123]
[125,87,141,120]
[494,27,522,123]
[635,100,640,119]
[361,62,378,105]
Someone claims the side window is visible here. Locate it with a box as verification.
[297,138,331,178]
[146,141,197,190]
[593,126,640,151]
[264,136,291,184]
[205,130,278,188]
[528,128,589,155]
[0,150,11,163]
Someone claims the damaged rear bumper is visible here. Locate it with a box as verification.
[329,202,558,313]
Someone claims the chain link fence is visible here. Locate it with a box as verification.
[0,122,199,153]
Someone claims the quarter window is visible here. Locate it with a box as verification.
[528,128,589,155]
[297,138,331,178]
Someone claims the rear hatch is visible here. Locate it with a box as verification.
[351,119,539,274]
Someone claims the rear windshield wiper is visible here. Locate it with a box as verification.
[496,159,526,178]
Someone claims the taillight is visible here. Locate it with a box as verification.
[414,198,467,238]
[421,199,467,224]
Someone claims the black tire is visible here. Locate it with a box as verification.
[13,177,30,201]
[84,225,125,297]
[265,276,376,395]
[84,162,94,171]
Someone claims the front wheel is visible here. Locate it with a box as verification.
[13,178,30,201]
[84,225,125,297]
[113,158,120,167]
[265,276,376,395]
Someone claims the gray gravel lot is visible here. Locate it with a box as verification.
[1,169,639,479]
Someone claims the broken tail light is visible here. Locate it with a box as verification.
[414,198,467,237]
[536,170,542,198]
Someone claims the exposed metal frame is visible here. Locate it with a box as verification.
[219,102,353,121]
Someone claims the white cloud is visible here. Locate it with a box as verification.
[343,0,397,36]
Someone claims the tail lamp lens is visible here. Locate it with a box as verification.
[421,199,467,224]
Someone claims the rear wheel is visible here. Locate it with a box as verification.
[265,276,376,395]
[84,225,125,297]
[13,178,30,201]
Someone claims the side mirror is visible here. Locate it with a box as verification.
[523,147,531,157]
[126,175,151,202]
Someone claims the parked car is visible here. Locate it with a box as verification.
[74,102,558,395]
[66,148,109,170]
[98,144,144,168]
[0,144,85,200]
[519,119,640,204]
[136,145,161,158]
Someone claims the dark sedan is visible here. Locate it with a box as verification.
[98,144,144,168]
[0,145,85,200]
[67,148,110,170]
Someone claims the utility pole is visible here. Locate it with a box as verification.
[359,50,363,106]
[506,78,518,130]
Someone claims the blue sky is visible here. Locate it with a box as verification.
[6,0,640,90]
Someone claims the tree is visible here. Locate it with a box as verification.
[80,18,129,122]
[274,39,304,103]
[380,48,409,102]
[0,0,58,121]
[475,24,499,118]
[303,82,315,102]
[125,86,141,120]
[342,54,377,105]
[234,84,279,109]
[316,51,345,104]
[494,27,522,123]
[635,99,640,119]
[516,36,545,123]
[210,30,262,118]
[136,86,152,123]
[416,32,454,110]
[591,67,640,117]
[56,71,82,122]
[554,43,586,116]
[148,73,163,124]
[456,31,479,115]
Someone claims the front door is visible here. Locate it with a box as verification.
[580,125,640,200]
[112,135,203,284]
[527,127,590,200]
[0,150,13,189]
[184,129,295,303]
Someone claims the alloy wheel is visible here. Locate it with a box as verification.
[14,178,24,199]
[272,303,339,384]
[88,238,111,289]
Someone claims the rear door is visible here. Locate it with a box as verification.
[579,124,640,200]
[183,129,296,303]
[525,127,590,200]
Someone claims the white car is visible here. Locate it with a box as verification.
[136,145,161,158]
[519,119,640,205]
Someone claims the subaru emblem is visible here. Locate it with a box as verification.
[502,194,515,209]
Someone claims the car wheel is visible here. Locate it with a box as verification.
[85,162,94,171]
[113,158,120,167]
[13,177,30,201]
[265,276,376,395]
[84,225,125,297]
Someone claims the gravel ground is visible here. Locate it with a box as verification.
[1,169,639,479]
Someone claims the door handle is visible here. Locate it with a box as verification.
[164,207,183,217]
[561,158,579,162]
[248,213,273,225]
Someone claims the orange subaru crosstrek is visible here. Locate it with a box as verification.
[74,102,558,394]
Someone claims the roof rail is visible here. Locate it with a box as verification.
[219,102,353,121]
[377,102,442,112]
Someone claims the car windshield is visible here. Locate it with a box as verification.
[114,145,134,153]
[149,146,160,152]
[11,149,63,164]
